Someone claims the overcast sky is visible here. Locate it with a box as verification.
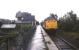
[0,0,79,22]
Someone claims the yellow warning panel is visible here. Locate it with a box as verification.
[45,19,58,29]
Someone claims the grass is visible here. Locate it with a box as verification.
[62,32,79,39]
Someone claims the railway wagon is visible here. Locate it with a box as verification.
[43,19,58,36]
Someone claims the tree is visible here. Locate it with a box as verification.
[68,11,77,23]
[59,11,77,31]
[50,13,58,20]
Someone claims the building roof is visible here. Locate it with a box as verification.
[1,24,16,28]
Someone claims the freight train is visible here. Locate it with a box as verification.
[42,14,58,36]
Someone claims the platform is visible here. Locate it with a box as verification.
[27,25,59,50]
[41,26,58,50]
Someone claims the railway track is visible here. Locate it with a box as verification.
[50,35,78,50]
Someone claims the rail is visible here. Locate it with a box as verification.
[50,35,79,50]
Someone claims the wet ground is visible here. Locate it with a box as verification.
[27,25,58,50]
[27,25,46,50]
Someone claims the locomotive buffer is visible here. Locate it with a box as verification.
[27,25,58,50]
